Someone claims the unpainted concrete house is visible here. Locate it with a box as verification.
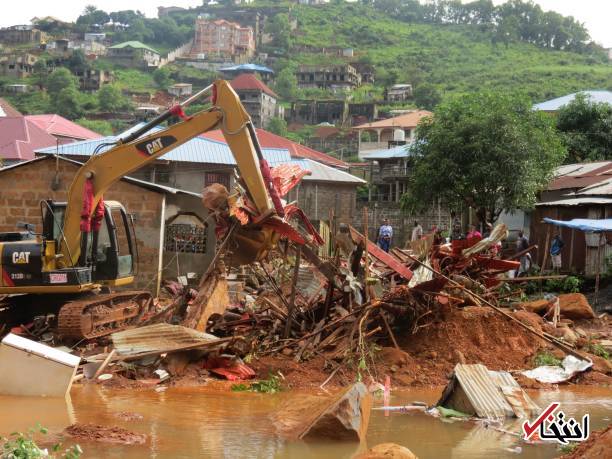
[0,156,212,294]
[296,64,362,92]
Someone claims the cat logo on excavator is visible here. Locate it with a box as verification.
[12,252,30,264]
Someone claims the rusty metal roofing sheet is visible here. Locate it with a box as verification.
[489,370,540,419]
[438,364,540,420]
[111,323,220,357]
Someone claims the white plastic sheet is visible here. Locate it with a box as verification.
[521,355,592,384]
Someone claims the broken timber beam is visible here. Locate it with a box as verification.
[348,225,413,281]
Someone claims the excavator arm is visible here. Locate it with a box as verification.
[58,80,277,268]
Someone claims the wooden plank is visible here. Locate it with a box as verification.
[349,226,413,281]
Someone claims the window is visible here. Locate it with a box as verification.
[156,169,170,183]
[164,213,207,254]
[205,172,230,190]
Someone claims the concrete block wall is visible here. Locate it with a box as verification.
[287,182,358,224]
[0,158,164,291]
[354,202,450,248]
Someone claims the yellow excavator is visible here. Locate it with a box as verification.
[0,80,301,340]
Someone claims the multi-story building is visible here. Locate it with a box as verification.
[0,53,38,78]
[74,69,114,91]
[191,18,255,59]
[230,73,280,128]
[295,64,362,92]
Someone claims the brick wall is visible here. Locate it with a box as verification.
[0,158,164,291]
[287,182,357,224]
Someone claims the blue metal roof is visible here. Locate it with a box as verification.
[362,144,415,160]
[35,125,292,166]
[219,63,274,74]
[533,90,612,111]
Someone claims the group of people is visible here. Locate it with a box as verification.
[375,217,566,276]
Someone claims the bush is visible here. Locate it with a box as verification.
[544,276,582,293]
[1,425,82,459]
[533,351,562,367]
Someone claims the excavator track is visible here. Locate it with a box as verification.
[57,291,153,340]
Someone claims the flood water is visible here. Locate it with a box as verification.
[1,385,610,458]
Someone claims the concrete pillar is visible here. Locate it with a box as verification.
[396,180,400,202]
[376,129,382,142]
[389,183,393,202]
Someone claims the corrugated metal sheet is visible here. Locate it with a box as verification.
[297,159,366,184]
[536,197,612,207]
[489,370,540,418]
[111,323,220,357]
[438,364,540,420]
[296,266,327,301]
[534,90,612,111]
[35,125,293,166]
[362,144,414,160]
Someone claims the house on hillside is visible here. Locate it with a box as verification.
[0,117,57,165]
[352,110,432,159]
[168,83,193,97]
[0,53,38,78]
[108,41,161,68]
[26,114,101,143]
[73,69,113,91]
[220,63,274,84]
[290,99,378,127]
[230,73,281,128]
[533,90,612,113]
[530,161,612,276]
[0,155,209,294]
[0,25,46,44]
[385,84,413,102]
[191,18,255,60]
[296,64,362,92]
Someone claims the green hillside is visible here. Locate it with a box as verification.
[287,3,611,103]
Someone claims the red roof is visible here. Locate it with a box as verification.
[26,114,102,141]
[230,74,278,99]
[0,98,22,117]
[548,162,612,191]
[201,128,349,169]
[0,117,57,161]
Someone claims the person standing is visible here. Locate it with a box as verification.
[550,231,565,273]
[378,218,393,253]
[411,221,423,242]
[467,224,482,239]
[516,230,531,277]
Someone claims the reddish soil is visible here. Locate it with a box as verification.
[64,424,147,445]
[558,425,612,459]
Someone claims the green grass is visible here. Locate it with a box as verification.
[114,69,157,94]
[588,343,610,360]
[533,351,563,367]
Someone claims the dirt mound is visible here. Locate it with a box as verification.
[250,354,347,389]
[384,307,546,386]
[64,424,147,445]
[558,294,595,320]
[559,425,612,459]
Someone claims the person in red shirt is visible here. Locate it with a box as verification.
[467,224,482,239]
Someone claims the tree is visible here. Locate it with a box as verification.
[274,68,299,101]
[265,13,292,51]
[413,83,441,110]
[67,49,90,73]
[98,84,129,112]
[267,117,288,137]
[32,59,49,89]
[556,93,612,163]
[153,67,172,88]
[47,68,78,97]
[402,92,566,224]
[54,87,83,119]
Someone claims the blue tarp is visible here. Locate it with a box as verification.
[543,218,612,233]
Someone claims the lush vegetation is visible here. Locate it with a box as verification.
[288,3,611,104]
[401,92,566,222]
[556,94,612,164]
[533,351,562,367]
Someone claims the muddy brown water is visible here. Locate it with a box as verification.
[1,385,610,458]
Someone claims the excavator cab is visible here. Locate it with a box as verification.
[42,200,136,286]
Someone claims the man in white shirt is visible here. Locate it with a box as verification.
[411,221,423,241]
